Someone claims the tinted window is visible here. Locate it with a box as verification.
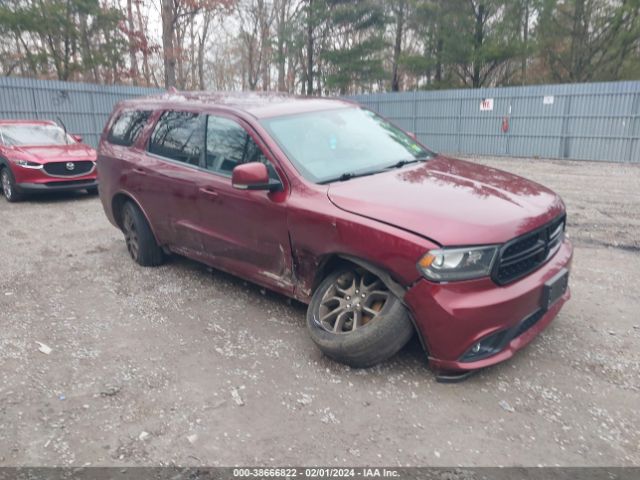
[148,111,204,166]
[107,110,151,146]
[205,115,277,179]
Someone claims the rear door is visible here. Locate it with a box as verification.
[135,110,206,253]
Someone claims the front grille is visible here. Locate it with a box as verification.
[493,215,565,285]
[43,160,94,177]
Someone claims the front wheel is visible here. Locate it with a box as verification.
[306,267,414,368]
[1,167,23,202]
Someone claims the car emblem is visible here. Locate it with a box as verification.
[65,162,75,171]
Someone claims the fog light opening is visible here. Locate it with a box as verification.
[460,331,508,362]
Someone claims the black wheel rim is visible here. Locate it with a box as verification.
[122,209,140,261]
[316,269,390,334]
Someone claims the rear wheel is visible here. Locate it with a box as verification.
[306,266,414,368]
[1,167,23,202]
[121,201,164,266]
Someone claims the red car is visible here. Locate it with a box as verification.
[0,120,98,202]
[97,92,572,381]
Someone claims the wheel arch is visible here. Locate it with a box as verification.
[312,254,406,302]
[111,191,161,245]
[311,253,429,357]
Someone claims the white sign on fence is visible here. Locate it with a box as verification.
[480,98,494,111]
[543,95,555,105]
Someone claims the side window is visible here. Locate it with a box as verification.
[205,115,278,179]
[107,110,151,146]
[148,111,204,166]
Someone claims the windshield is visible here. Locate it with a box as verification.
[0,124,74,146]
[261,107,433,183]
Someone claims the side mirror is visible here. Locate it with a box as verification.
[72,134,83,143]
[232,162,281,191]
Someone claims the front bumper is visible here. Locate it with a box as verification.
[12,162,98,193]
[404,238,573,374]
[18,179,98,193]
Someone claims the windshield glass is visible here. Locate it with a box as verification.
[0,124,74,146]
[261,107,433,183]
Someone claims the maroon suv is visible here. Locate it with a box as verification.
[97,92,572,381]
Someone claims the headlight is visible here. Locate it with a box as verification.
[417,245,499,282]
[13,159,42,169]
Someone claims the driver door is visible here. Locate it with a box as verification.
[193,113,293,294]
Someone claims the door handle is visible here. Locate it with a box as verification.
[199,187,218,198]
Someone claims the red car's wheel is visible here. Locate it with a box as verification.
[306,267,414,368]
[121,202,164,267]
[1,167,23,202]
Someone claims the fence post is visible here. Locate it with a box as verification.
[506,97,512,156]
[560,94,572,159]
[88,86,100,147]
[626,92,639,163]
[30,80,39,120]
[456,96,463,154]
[412,90,417,139]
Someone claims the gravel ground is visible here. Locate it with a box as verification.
[0,155,639,467]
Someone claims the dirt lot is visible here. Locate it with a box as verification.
[0,156,639,467]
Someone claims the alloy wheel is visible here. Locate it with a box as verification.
[317,269,390,334]
[122,209,140,261]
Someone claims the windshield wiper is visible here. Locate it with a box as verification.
[320,156,432,184]
[385,156,431,170]
[319,170,378,184]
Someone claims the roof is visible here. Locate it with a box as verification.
[118,91,357,119]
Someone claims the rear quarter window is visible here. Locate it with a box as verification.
[107,110,151,146]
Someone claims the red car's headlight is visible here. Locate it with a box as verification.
[12,159,43,169]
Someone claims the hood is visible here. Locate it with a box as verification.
[327,156,565,246]
[10,144,96,163]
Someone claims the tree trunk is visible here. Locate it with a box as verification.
[190,19,197,89]
[521,0,529,85]
[161,0,176,88]
[435,37,443,83]
[135,0,152,85]
[276,0,287,92]
[198,13,212,90]
[127,0,139,85]
[472,3,485,88]
[306,0,314,95]
[176,22,185,89]
[391,0,405,92]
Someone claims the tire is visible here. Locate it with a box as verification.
[121,201,164,266]
[306,266,414,368]
[1,167,23,202]
[86,186,99,195]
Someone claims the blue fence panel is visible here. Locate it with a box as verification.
[0,77,160,147]
[0,77,638,162]
[349,81,640,163]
